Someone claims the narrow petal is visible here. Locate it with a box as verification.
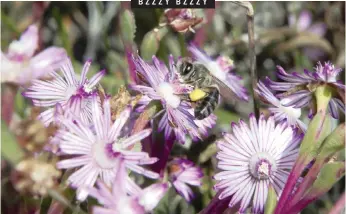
[87,70,106,89]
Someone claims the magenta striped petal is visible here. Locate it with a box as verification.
[80,59,92,85]
[267,62,344,119]
[88,160,166,213]
[23,58,104,126]
[131,53,216,144]
[87,69,106,89]
[214,114,301,212]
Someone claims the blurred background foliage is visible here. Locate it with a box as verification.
[1,1,345,214]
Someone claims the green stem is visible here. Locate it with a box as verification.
[231,1,259,119]
[315,84,333,113]
[286,159,324,209]
[178,34,187,57]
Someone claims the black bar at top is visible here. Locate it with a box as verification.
[131,0,215,8]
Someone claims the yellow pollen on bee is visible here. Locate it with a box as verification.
[189,88,207,102]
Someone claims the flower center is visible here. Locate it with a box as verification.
[112,142,124,153]
[83,84,94,94]
[249,152,276,180]
[157,82,181,108]
[280,98,302,119]
[92,141,118,169]
[66,86,78,100]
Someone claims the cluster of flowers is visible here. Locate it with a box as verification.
[2,24,344,213]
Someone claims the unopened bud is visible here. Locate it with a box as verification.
[163,9,203,33]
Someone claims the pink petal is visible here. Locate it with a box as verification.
[57,155,90,169]
[297,10,312,31]
[80,59,92,85]
[307,23,327,37]
[139,183,168,211]
[17,47,67,84]
[87,69,106,89]
[121,129,152,148]
[108,108,131,141]
[91,95,105,139]
[0,52,22,83]
[8,25,38,59]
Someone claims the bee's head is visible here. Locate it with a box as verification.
[177,58,194,79]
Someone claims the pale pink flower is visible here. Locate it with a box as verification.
[23,58,105,126]
[214,114,303,213]
[1,24,67,85]
[56,95,159,201]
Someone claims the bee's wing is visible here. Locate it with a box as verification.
[194,63,238,103]
[210,75,238,103]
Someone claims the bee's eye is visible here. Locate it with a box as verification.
[183,63,193,75]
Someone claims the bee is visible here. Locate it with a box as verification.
[176,58,235,120]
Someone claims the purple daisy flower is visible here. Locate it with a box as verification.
[23,58,105,126]
[130,54,216,143]
[88,160,168,214]
[214,114,303,213]
[169,158,203,202]
[255,81,307,132]
[1,24,67,85]
[188,44,249,101]
[55,95,159,201]
[266,62,345,119]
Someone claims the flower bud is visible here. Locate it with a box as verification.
[163,9,203,33]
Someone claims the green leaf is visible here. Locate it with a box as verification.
[120,10,136,46]
[1,120,25,165]
[140,27,168,61]
[40,197,52,214]
[317,123,345,160]
[198,143,217,163]
[314,85,334,112]
[0,9,20,35]
[100,75,126,96]
[264,184,277,214]
[299,111,333,159]
[307,162,345,199]
[214,108,240,125]
[164,36,181,58]
[154,188,195,214]
[15,90,27,118]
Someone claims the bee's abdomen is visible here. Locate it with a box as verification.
[195,88,219,120]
